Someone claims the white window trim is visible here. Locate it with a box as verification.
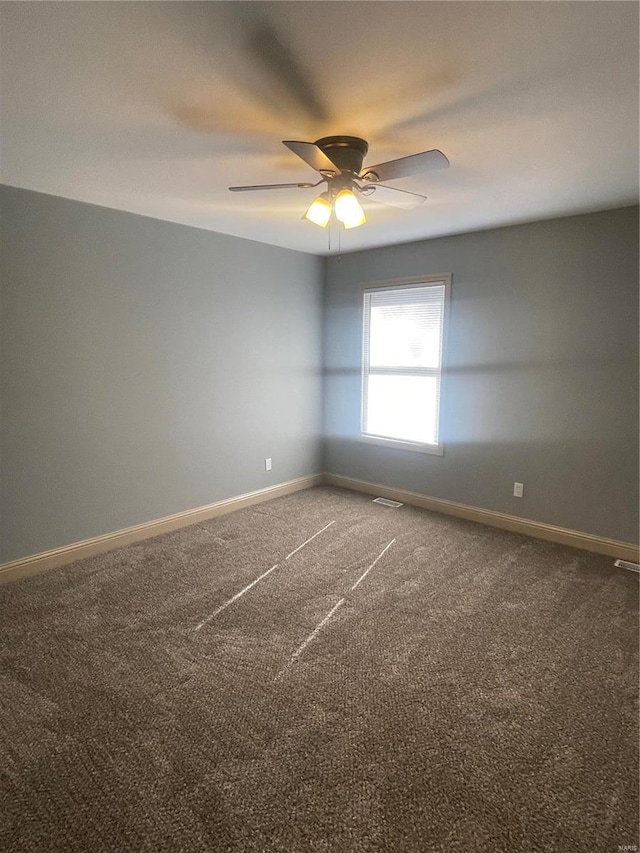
[360,274,451,456]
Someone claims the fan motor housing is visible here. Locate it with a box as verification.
[315,136,369,175]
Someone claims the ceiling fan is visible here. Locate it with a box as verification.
[229,136,449,229]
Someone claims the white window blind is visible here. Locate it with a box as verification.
[362,280,447,452]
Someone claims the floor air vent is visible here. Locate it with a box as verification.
[614,559,640,573]
[373,497,404,508]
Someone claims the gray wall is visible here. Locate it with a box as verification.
[324,206,639,544]
[2,190,637,562]
[1,186,323,562]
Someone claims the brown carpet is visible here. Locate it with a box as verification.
[0,486,637,852]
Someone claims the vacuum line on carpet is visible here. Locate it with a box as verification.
[194,521,336,632]
[350,538,396,591]
[286,520,336,560]
[288,598,345,664]
[276,537,396,678]
[194,564,279,631]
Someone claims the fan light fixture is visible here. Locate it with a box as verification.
[334,188,366,229]
[229,135,449,232]
[303,192,332,228]
[304,187,367,230]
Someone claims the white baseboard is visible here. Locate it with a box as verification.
[323,473,640,563]
[2,470,636,585]
[0,474,323,585]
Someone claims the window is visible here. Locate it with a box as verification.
[361,276,450,455]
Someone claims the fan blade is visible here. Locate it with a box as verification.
[361,149,449,183]
[283,141,342,176]
[357,184,427,210]
[229,182,318,192]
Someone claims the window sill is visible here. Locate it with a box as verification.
[359,433,444,456]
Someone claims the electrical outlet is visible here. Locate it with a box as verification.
[513,482,524,498]
[265,458,272,472]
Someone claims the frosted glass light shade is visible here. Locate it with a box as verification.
[334,189,366,229]
[304,194,331,227]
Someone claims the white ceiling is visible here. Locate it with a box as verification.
[1,1,638,255]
